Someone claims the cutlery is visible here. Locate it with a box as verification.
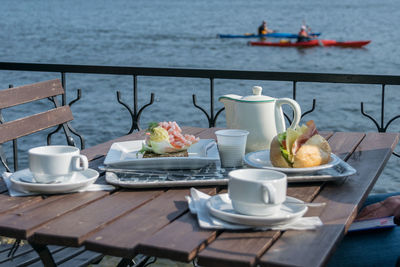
[286,201,326,207]
[98,165,222,176]
[100,164,226,182]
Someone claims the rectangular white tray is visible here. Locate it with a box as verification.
[103,139,220,170]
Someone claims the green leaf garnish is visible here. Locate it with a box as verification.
[279,146,291,165]
[277,132,292,166]
[277,132,286,144]
[147,122,159,134]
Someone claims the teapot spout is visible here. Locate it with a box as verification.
[219,95,241,129]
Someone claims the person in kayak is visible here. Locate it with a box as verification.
[297,25,311,43]
[258,21,274,36]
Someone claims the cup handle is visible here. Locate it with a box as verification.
[275,98,302,132]
[72,155,88,171]
[261,184,277,204]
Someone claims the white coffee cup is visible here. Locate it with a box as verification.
[215,129,249,168]
[29,145,88,183]
[228,169,287,216]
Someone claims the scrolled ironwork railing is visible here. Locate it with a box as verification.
[0,62,400,157]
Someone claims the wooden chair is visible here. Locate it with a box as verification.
[0,79,102,266]
[0,79,87,172]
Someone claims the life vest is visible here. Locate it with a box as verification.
[259,25,267,35]
[299,29,308,37]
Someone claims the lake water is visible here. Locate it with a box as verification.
[0,0,399,193]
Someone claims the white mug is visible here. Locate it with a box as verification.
[228,169,287,216]
[29,145,88,183]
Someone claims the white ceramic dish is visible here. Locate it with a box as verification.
[103,139,220,169]
[10,168,99,194]
[244,150,341,173]
[206,193,308,226]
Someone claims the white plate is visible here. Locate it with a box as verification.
[206,194,308,226]
[244,150,340,173]
[103,139,220,169]
[10,168,99,194]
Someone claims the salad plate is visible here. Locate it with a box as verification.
[206,194,308,226]
[244,149,341,174]
[103,139,220,170]
[10,168,99,194]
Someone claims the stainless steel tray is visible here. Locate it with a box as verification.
[286,160,356,183]
[102,158,356,188]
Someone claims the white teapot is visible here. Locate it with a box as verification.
[219,86,301,152]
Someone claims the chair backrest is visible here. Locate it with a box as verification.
[0,79,75,171]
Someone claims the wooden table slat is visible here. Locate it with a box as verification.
[84,187,216,258]
[0,192,108,240]
[135,188,221,262]
[0,194,42,215]
[137,212,218,262]
[31,189,164,247]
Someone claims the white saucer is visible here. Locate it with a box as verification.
[10,168,99,194]
[206,194,308,226]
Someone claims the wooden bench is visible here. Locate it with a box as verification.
[0,79,102,266]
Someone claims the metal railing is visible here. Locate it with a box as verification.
[1,61,400,154]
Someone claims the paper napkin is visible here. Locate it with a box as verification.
[186,187,323,231]
[2,170,115,197]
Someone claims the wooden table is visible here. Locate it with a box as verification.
[0,127,398,267]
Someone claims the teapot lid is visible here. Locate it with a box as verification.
[240,86,275,101]
[219,86,275,102]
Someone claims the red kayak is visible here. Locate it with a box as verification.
[320,40,371,47]
[249,39,371,48]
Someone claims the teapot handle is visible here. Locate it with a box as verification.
[275,98,301,132]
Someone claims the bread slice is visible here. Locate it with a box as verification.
[143,150,189,158]
[293,135,331,168]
